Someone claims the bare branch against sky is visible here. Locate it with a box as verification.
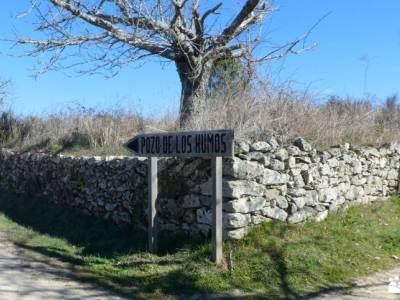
[9,0,318,125]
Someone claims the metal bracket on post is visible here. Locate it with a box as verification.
[212,156,223,265]
[148,157,158,253]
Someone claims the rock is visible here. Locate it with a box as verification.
[224,213,251,228]
[250,141,271,152]
[328,147,342,157]
[329,177,339,186]
[105,203,117,211]
[320,151,331,163]
[305,190,319,206]
[266,136,280,149]
[247,151,265,162]
[262,156,271,167]
[315,210,329,222]
[235,141,250,154]
[301,169,314,185]
[287,156,296,168]
[196,208,212,225]
[363,148,381,158]
[292,197,306,209]
[183,210,196,223]
[182,194,201,208]
[269,159,285,171]
[289,168,301,176]
[182,159,203,177]
[225,227,248,240]
[293,138,312,152]
[194,223,211,236]
[387,169,398,180]
[237,153,250,160]
[288,210,308,223]
[319,188,337,203]
[275,148,288,161]
[320,164,331,176]
[313,176,329,189]
[199,179,265,199]
[345,186,364,201]
[159,223,178,232]
[287,188,306,197]
[293,174,305,187]
[158,198,178,218]
[389,143,400,154]
[224,197,266,213]
[265,189,281,200]
[351,176,367,186]
[327,158,339,168]
[352,161,362,174]
[297,157,312,164]
[275,196,289,209]
[379,158,387,168]
[287,145,302,156]
[224,158,264,180]
[262,169,287,185]
[262,206,288,221]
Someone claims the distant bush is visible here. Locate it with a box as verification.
[185,79,400,149]
[0,104,176,154]
[0,110,20,147]
[0,77,400,154]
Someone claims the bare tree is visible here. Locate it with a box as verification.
[11,0,314,126]
[0,79,10,105]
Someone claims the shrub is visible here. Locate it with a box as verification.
[0,78,399,154]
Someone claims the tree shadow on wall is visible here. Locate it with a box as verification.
[0,190,211,299]
[0,191,206,257]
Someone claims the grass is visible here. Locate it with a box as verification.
[0,192,399,299]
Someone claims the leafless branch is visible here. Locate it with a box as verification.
[7,0,324,125]
[0,79,10,104]
[253,12,330,62]
[216,0,268,46]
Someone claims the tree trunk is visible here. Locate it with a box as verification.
[176,60,213,128]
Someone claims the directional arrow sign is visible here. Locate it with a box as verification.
[125,128,233,265]
[124,129,234,157]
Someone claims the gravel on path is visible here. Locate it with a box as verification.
[0,233,127,300]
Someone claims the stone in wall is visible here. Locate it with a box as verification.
[0,137,399,240]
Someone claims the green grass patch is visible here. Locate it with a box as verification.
[0,192,399,299]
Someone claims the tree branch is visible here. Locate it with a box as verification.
[216,0,268,46]
[200,2,222,28]
[48,0,176,59]
[254,12,330,62]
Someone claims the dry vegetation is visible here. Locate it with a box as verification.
[188,81,400,148]
[0,77,399,155]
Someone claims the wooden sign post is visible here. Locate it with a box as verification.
[125,129,234,265]
[148,157,158,253]
[212,156,223,263]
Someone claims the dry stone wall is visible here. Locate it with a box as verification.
[0,137,399,239]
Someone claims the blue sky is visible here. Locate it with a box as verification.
[0,1,399,116]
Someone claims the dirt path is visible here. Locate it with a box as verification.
[1,231,400,300]
[0,233,127,300]
[302,267,400,300]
